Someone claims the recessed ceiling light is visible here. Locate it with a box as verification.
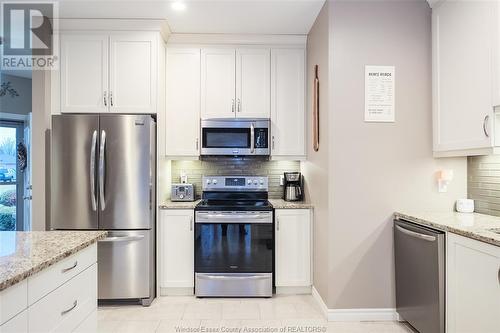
[171,1,187,11]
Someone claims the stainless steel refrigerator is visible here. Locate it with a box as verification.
[50,114,156,306]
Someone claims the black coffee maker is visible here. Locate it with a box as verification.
[283,172,303,201]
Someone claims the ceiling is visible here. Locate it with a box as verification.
[57,0,326,34]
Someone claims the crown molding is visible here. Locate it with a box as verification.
[54,19,171,41]
[167,33,307,47]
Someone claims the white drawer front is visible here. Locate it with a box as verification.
[28,244,97,305]
[28,264,97,333]
[0,309,27,333]
[0,280,27,325]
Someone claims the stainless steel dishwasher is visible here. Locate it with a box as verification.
[394,219,445,333]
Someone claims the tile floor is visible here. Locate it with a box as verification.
[95,295,414,333]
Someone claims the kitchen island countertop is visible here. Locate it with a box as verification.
[0,230,107,291]
[394,211,500,247]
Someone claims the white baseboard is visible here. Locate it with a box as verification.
[276,286,312,295]
[312,286,400,322]
[160,287,194,296]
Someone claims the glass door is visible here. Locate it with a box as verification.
[0,121,24,231]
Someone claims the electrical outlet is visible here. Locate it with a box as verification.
[280,175,284,186]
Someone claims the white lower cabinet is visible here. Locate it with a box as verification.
[446,233,500,333]
[0,310,27,333]
[275,209,312,287]
[160,210,194,293]
[0,244,98,333]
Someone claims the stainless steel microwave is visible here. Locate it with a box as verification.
[201,119,270,156]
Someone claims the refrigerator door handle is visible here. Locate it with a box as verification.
[99,130,106,211]
[90,130,98,211]
[99,235,145,242]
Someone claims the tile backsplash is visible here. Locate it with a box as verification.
[171,158,300,199]
[468,155,500,216]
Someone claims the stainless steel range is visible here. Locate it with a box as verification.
[194,176,273,297]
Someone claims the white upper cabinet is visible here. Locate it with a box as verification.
[201,48,236,119]
[60,34,109,113]
[109,33,157,114]
[165,48,201,157]
[271,49,305,158]
[446,233,500,332]
[433,1,499,156]
[201,48,271,119]
[60,31,161,114]
[275,209,311,287]
[235,49,271,118]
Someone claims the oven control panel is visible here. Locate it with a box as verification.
[202,176,268,191]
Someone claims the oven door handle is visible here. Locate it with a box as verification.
[200,214,269,219]
[198,274,269,280]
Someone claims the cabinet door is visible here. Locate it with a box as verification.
[165,48,200,157]
[60,34,109,113]
[433,1,496,153]
[235,48,270,118]
[271,49,305,157]
[447,233,500,332]
[160,210,194,288]
[109,33,157,114]
[275,209,311,287]
[201,48,236,119]
[0,310,27,333]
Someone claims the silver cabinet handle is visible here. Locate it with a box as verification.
[61,261,78,273]
[90,130,98,211]
[272,135,275,150]
[250,122,255,153]
[190,217,193,231]
[110,91,114,107]
[99,130,106,210]
[276,217,279,231]
[99,235,145,243]
[237,98,241,112]
[395,225,436,242]
[483,115,490,137]
[61,300,78,316]
[23,195,32,200]
[198,274,268,281]
[103,91,107,107]
[231,99,235,113]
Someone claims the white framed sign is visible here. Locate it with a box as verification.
[364,65,395,122]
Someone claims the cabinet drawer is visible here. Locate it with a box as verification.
[0,280,27,325]
[28,244,97,305]
[28,264,97,333]
[0,310,27,333]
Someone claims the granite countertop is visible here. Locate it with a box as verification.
[159,199,201,209]
[269,199,313,209]
[0,230,107,291]
[160,199,313,209]
[395,211,500,247]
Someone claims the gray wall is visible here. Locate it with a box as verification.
[328,0,466,309]
[302,0,468,309]
[169,159,300,201]
[0,74,32,115]
[468,155,500,216]
[302,1,331,302]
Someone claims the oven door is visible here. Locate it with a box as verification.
[201,119,269,156]
[194,211,273,273]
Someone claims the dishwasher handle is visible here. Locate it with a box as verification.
[395,225,437,242]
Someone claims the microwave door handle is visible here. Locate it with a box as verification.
[250,122,255,153]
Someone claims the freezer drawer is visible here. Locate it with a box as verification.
[97,230,153,300]
[394,220,445,333]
